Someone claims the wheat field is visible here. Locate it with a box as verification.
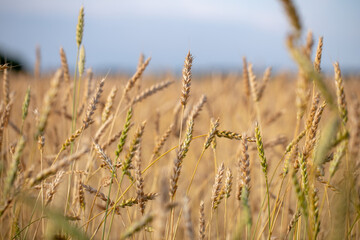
[1,1,360,240]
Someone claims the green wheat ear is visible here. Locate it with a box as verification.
[255,122,267,174]
[78,45,86,77]
[22,87,30,122]
[115,107,133,159]
[76,6,84,48]
[5,136,25,196]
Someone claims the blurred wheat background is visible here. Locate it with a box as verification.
[0,1,360,240]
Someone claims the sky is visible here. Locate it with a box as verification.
[0,0,359,74]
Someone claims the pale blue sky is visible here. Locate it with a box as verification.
[0,0,359,73]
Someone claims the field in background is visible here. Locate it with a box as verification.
[0,67,359,239]
[1,1,360,239]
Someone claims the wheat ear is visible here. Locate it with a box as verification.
[211,162,225,210]
[35,69,62,139]
[76,6,84,48]
[132,80,174,105]
[29,148,89,187]
[134,147,145,215]
[181,51,193,107]
[3,68,9,106]
[5,136,25,196]
[102,86,117,123]
[169,117,194,198]
[183,197,195,240]
[333,62,348,124]
[242,57,250,100]
[314,37,324,73]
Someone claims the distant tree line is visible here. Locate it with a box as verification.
[0,49,25,72]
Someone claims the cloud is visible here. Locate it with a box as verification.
[1,0,286,33]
